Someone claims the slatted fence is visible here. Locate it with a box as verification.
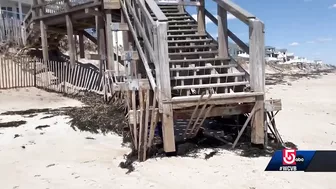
[0,57,105,95]
[0,57,35,89]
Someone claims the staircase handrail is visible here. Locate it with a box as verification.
[120,0,158,89]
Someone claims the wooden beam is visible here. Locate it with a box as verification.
[170,92,263,109]
[249,19,265,145]
[217,5,229,59]
[38,0,49,64]
[103,0,121,9]
[105,10,114,70]
[66,15,76,66]
[82,30,97,44]
[97,12,106,74]
[64,0,76,66]
[78,32,85,58]
[156,22,175,153]
[197,0,205,34]
[146,0,168,21]
[32,2,102,21]
[204,8,249,53]
[214,0,256,25]
[129,103,255,123]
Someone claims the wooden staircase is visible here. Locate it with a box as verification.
[153,5,251,99]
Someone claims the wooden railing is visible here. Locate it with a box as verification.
[162,0,264,93]
[210,0,265,93]
[121,0,173,106]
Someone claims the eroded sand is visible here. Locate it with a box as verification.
[0,73,336,189]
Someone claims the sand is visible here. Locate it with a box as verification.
[1,73,336,189]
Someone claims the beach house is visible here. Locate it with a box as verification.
[0,0,32,21]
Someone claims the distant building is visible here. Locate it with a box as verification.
[228,42,249,58]
[0,0,32,21]
[265,46,276,58]
[314,60,323,64]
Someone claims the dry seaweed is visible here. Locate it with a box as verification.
[62,92,129,140]
[35,125,50,130]
[0,120,26,128]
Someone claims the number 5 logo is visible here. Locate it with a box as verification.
[282,149,296,165]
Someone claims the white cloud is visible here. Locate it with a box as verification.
[227,13,236,20]
[289,42,299,46]
[328,4,336,8]
[317,37,333,42]
[306,38,333,44]
[192,13,236,24]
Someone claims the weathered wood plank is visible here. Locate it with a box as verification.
[214,0,256,25]
[197,0,205,34]
[217,5,229,59]
[156,21,176,153]
[249,19,265,145]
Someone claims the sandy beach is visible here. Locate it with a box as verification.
[0,73,336,189]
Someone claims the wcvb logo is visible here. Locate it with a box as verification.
[282,149,297,165]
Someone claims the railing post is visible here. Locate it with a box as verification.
[156,21,176,153]
[249,19,265,145]
[178,0,185,13]
[217,5,229,58]
[105,9,114,71]
[78,32,85,58]
[65,0,76,67]
[197,0,205,34]
[37,0,49,65]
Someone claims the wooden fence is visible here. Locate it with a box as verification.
[0,57,105,95]
[0,17,24,46]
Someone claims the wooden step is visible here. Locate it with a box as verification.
[154,15,192,20]
[168,38,213,43]
[172,81,249,90]
[167,34,208,38]
[168,44,218,49]
[162,12,189,16]
[162,10,180,13]
[169,24,198,28]
[170,64,236,71]
[169,51,218,57]
[170,57,230,63]
[171,72,245,80]
[168,20,196,24]
[168,29,198,33]
[158,5,179,8]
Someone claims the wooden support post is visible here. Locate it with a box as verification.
[156,22,176,153]
[65,0,75,66]
[249,19,265,145]
[105,10,114,70]
[97,13,106,74]
[217,5,229,59]
[178,0,184,13]
[121,11,130,52]
[66,16,75,66]
[197,0,205,34]
[38,0,48,64]
[78,32,85,58]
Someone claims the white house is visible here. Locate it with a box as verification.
[0,0,33,21]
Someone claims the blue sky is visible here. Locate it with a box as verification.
[186,0,336,64]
